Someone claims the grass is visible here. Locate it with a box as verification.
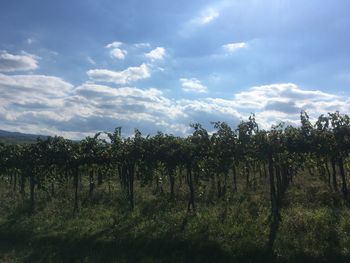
[0,173,350,262]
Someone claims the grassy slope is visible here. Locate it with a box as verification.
[0,130,48,145]
[0,173,350,263]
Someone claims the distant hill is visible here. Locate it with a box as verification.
[0,130,48,144]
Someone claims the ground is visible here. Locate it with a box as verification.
[0,172,350,262]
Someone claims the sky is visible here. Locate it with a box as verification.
[0,0,350,138]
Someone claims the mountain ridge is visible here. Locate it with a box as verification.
[0,129,48,144]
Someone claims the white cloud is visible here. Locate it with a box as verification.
[223,42,247,54]
[87,63,151,84]
[0,73,75,136]
[110,48,127,60]
[179,6,222,36]
[0,73,73,98]
[233,83,337,110]
[180,78,208,93]
[1,72,349,139]
[0,71,237,138]
[145,47,166,61]
[105,41,123,49]
[0,51,39,72]
[193,8,219,25]
[75,83,165,102]
[232,83,348,129]
[70,83,240,135]
[105,41,127,60]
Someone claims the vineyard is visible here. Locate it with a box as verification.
[1,111,350,262]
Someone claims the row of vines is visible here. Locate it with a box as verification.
[1,111,349,250]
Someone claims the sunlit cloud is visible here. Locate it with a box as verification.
[0,51,39,72]
[105,41,127,60]
[145,47,166,61]
[193,8,219,25]
[0,73,72,98]
[87,63,151,85]
[1,71,350,138]
[180,78,208,93]
[232,83,348,129]
[222,42,247,54]
[110,48,127,60]
[105,41,123,49]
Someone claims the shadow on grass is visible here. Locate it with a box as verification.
[2,222,350,263]
[1,193,349,263]
[0,217,273,263]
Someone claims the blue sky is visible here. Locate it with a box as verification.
[1,0,350,138]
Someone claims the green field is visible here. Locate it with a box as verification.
[0,169,350,263]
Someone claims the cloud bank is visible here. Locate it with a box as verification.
[1,46,349,139]
[1,69,349,139]
[0,51,39,72]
